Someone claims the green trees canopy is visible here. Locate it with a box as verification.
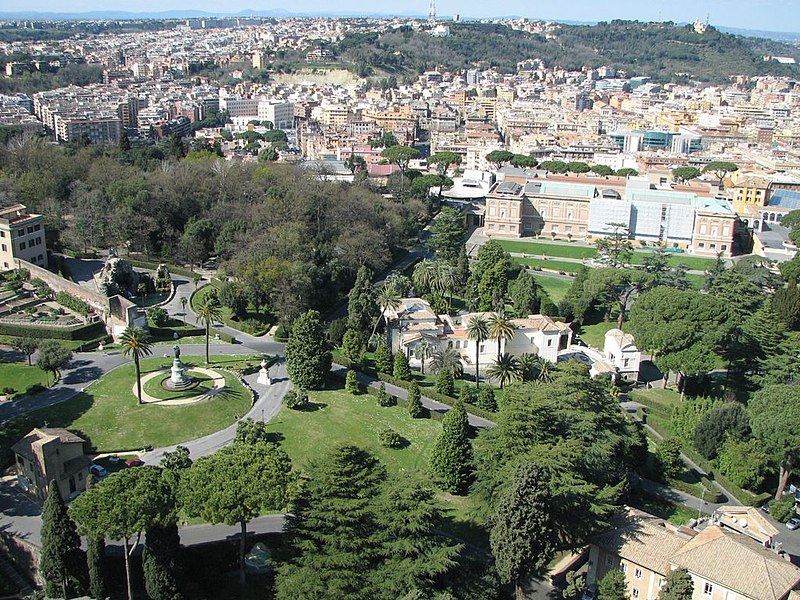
[659,568,694,600]
[285,309,333,390]
[671,166,701,182]
[380,145,421,176]
[428,151,462,174]
[702,161,739,186]
[41,481,87,599]
[428,207,466,264]
[485,150,514,167]
[749,384,800,499]
[36,339,72,384]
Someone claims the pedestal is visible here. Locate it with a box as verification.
[257,367,271,386]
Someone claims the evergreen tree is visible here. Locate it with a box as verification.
[143,523,184,600]
[342,328,366,365]
[41,480,87,599]
[408,380,423,417]
[435,369,455,396]
[86,535,107,600]
[478,386,498,412]
[509,270,540,318]
[345,369,361,394]
[375,343,394,374]
[348,266,375,333]
[377,381,396,407]
[393,351,413,381]
[277,446,386,600]
[659,568,694,600]
[459,385,477,405]
[598,569,626,600]
[490,463,555,600]
[430,401,473,494]
[285,310,332,390]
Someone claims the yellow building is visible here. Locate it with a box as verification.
[0,204,47,271]
[726,173,771,213]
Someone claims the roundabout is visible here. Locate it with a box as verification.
[137,367,227,405]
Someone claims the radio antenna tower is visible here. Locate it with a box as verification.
[428,0,436,24]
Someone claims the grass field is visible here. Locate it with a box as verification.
[514,257,582,273]
[0,362,50,396]
[142,369,231,401]
[576,321,619,350]
[191,283,273,336]
[533,274,573,303]
[0,355,257,456]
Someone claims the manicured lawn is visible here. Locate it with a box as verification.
[498,240,596,259]
[626,251,716,271]
[686,273,706,289]
[191,282,274,336]
[515,257,582,273]
[0,362,50,396]
[0,355,257,456]
[533,274,573,303]
[142,369,226,401]
[576,321,618,350]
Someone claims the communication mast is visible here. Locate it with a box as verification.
[428,0,436,24]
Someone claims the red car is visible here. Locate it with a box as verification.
[126,458,144,468]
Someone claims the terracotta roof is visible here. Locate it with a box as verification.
[591,508,690,576]
[511,314,568,333]
[11,428,86,460]
[670,525,800,600]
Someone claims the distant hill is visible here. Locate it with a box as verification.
[334,21,800,84]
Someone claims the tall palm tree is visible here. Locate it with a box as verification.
[486,353,522,389]
[413,338,434,374]
[534,356,554,383]
[430,347,464,378]
[488,311,516,358]
[180,296,188,316]
[196,297,223,364]
[518,352,538,382]
[371,282,402,342]
[412,259,436,297]
[466,314,490,389]
[120,326,153,405]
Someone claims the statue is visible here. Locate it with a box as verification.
[257,359,271,386]
[173,344,181,360]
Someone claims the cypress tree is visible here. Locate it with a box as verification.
[86,536,107,600]
[40,480,87,599]
[429,401,473,494]
[393,351,412,381]
[407,380,423,418]
[143,523,184,600]
[348,266,375,333]
[345,369,361,394]
[285,310,332,390]
[374,343,393,374]
[435,369,454,396]
[478,386,498,412]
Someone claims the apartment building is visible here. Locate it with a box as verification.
[0,204,47,270]
[53,112,122,144]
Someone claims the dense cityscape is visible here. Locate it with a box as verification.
[0,7,800,600]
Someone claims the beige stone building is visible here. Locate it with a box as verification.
[0,204,47,270]
[12,428,91,502]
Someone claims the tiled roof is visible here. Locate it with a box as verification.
[11,428,86,460]
[670,525,800,600]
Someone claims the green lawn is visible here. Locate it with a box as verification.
[686,273,706,289]
[626,251,716,271]
[514,257,582,273]
[533,274,573,303]
[142,369,227,401]
[0,355,258,456]
[498,240,596,259]
[0,362,50,396]
[191,283,274,336]
[576,321,618,350]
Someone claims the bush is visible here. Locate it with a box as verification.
[435,369,454,396]
[147,307,169,327]
[345,370,361,394]
[379,429,406,449]
[377,382,396,407]
[716,437,768,491]
[55,291,91,316]
[408,381,423,418]
[393,351,412,381]
[0,321,105,341]
[770,495,796,522]
[478,386,498,412]
[328,318,348,347]
[274,323,289,341]
[284,388,309,409]
[374,343,393,374]
[458,385,477,405]
[657,438,684,480]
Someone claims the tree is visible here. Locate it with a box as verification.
[539,160,568,173]
[428,151,462,175]
[428,207,465,264]
[41,481,87,599]
[375,343,394,374]
[148,306,170,327]
[659,568,694,600]
[615,168,639,177]
[657,438,684,479]
[435,368,455,396]
[488,311,515,357]
[510,154,538,168]
[285,310,332,390]
[466,314,490,389]
[36,340,72,385]
[431,347,463,378]
[348,265,375,334]
[393,351,412,381]
[693,402,749,459]
[120,326,153,405]
[12,336,37,366]
[490,462,555,600]
[85,535,107,600]
[717,438,768,490]
[408,380,423,417]
[749,384,800,499]
[594,223,633,267]
[478,386,497,412]
[702,161,739,188]
[591,165,614,176]
[510,270,540,318]
[598,569,626,600]
[770,285,800,329]
[413,338,434,375]
[143,523,184,600]
[70,467,175,600]
[196,296,222,364]
[672,166,701,183]
[342,328,366,365]
[181,442,292,584]
[381,145,421,179]
[486,353,522,389]
[567,161,590,174]
[345,369,361,394]
[485,150,514,168]
[371,282,401,342]
[258,146,279,162]
[430,401,473,494]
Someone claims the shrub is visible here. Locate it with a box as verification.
[393,351,412,381]
[374,343,393,374]
[408,380,423,418]
[55,291,91,316]
[458,385,477,405]
[379,429,406,449]
[716,437,768,491]
[284,388,309,409]
[435,369,454,396]
[328,318,348,347]
[478,386,498,412]
[770,496,796,522]
[274,323,289,341]
[657,438,684,480]
[377,382,396,407]
[693,402,749,460]
[345,369,361,395]
[147,307,169,328]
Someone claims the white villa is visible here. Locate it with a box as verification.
[603,328,642,380]
[383,297,573,369]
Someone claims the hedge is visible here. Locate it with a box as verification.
[0,321,106,341]
[126,258,196,279]
[680,443,772,506]
[55,291,91,316]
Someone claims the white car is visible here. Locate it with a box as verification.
[786,517,800,530]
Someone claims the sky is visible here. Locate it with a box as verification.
[2,0,799,33]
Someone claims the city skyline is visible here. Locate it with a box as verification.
[1,0,799,34]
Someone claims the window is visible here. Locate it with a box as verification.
[547,339,553,347]
[0,231,4,237]
[1,244,5,251]
[34,224,40,232]
[27,226,34,234]
[699,242,705,248]
[632,589,639,599]
[17,229,23,237]
[621,563,628,574]
[37,255,43,262]
[634,568,642,580]
[658,578,666,589]
[623,358,630,367]
[704,583,713,596]
[721,245,727,251]
[19,242,25,250]
[710,243,716,250]
[488,224,495,230]
[499,225,506,231]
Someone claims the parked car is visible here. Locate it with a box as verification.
[582,584,598,600]
[89,464,108,478]
[126,458,144,468]
[786,517,800,530]
[761,504,770,513]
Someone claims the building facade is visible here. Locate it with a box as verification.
[0,204,47,270]
[12,428,91,502]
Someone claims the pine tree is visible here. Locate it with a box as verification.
[435,369,455,396]
[342,328,366,365]
[375,343,394,374]
[393,351,412,381]
[348,266,375,333]
[408,380,423,418]
[377,381,396,407]
[598,569,627,600]
[86,535,107,600]
[458,385,477,405]
[345,369,361,394]
[659,568,694,600]
[285,310,332,390]
[490,462,555,600]
[40,480,87,599]
[478,386,498,412]
[430,401,473,494]
[143,523,184,600]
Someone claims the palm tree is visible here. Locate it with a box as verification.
[488,311,515,358]
[486,353,522,389]
[466,314,490,389]
[371,282,402,342]
[196,297,223,364]
[180,296,188,316]
[120,326,153,405]
[414,338,434,374]
[412,259,436,297]
[430,347,464,378]
[533,356,554,383]
[518,352,538,382]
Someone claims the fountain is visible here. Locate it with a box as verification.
[162,345,198,391]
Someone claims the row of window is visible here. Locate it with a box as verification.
[1,223,42,239]
[19,236,43,251]
[697,242,728,251]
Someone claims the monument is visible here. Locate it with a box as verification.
[162,345,197,391]
[257,359,271,386]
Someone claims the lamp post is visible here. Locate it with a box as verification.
[697,486,706,521]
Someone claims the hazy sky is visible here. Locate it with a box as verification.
[3,0,799,33]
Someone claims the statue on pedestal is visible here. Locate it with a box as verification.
[257,359,271,386]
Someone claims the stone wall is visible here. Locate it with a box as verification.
[18,259,110,318]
